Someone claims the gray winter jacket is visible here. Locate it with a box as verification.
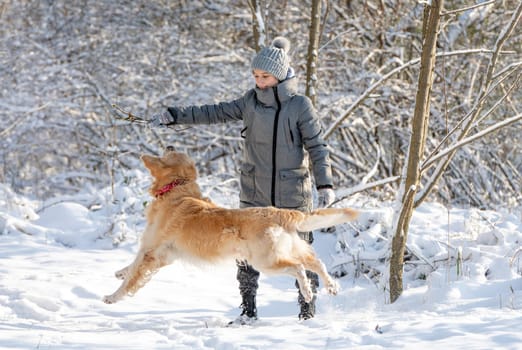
[166,77,333,211]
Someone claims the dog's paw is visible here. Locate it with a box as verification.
[326,279,340,296]
[115,270,127,280]
[102,295,118,304]
[114,270,127,280]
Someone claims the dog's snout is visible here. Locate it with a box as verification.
[166,146,175,152]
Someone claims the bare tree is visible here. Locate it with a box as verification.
[322,1,520,209]
[389,0,444,304]
[305,0,322,106]
[247,0,265,51]
[387,1,521,303]
[415,1,522,206]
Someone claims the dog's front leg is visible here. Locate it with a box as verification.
[102,252,143,304]
[103,250,158,304]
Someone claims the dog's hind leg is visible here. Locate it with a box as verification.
[267,259,314,302]
[302,255,339,295]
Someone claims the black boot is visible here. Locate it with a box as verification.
[296,232,320,320]
[230,262,260,325]
[298,294,317,320]
[240,293,257,319]
[297,270,319,320]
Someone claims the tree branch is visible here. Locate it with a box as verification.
[324,49,498,139]
[441,0,496,16]
[414,2,522,206]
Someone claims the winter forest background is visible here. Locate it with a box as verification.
[1,1,522,348]
[1,0,520,209]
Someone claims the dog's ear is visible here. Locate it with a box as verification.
[141,155,162,173]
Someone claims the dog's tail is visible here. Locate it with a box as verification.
[296,208,358,232]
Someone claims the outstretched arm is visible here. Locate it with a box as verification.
[150,96,247,127]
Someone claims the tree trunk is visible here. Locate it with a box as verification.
[248,0,264,51]
[305,0,321,106]
[389,0,444,304]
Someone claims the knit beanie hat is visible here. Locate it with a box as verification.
[251,37,291,81]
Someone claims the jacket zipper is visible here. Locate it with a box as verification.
[271,86,281,206]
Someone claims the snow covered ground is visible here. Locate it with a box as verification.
[1,175,521,350]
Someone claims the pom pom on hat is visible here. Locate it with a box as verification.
[272,36,290,53]
[251,36,291,81]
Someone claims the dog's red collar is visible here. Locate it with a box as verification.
[154,179,186,197]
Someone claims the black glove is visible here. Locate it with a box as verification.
[149,110,174,128]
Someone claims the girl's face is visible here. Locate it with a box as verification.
[253,69,279,89]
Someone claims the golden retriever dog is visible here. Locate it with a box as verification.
[103,147,358,306]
